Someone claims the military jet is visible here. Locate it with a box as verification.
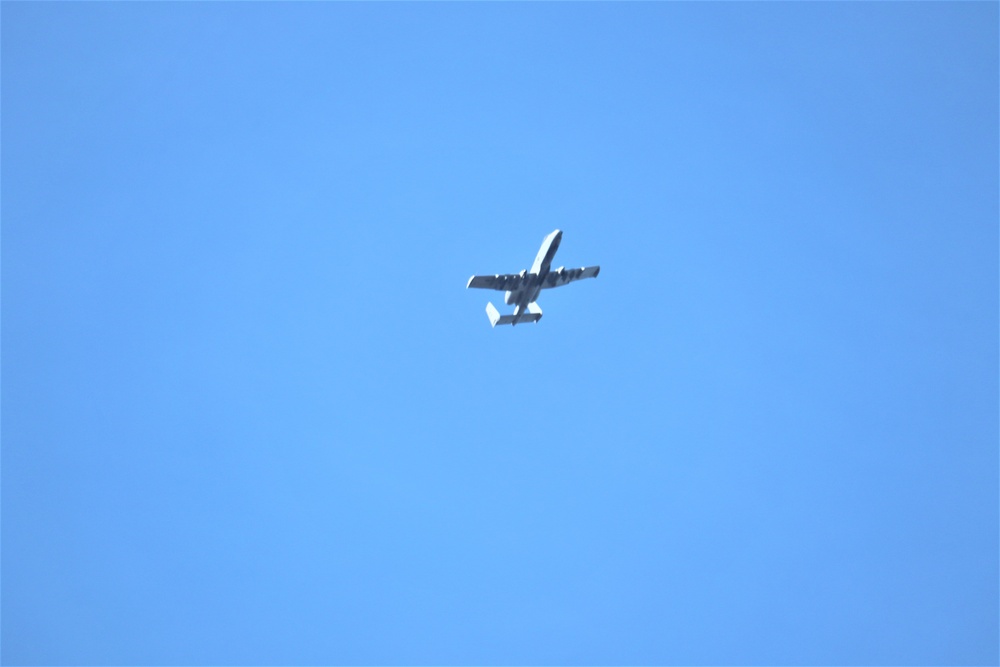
[467,229,600,327]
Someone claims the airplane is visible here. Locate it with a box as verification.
[466,229,600,327]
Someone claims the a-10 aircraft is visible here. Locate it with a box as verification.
[467,229,600,327]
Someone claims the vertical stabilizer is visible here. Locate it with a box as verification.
[486,302,502,327]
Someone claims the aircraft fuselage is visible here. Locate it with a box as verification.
[505,229,563,321]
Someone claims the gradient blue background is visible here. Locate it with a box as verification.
[3,3,997,665]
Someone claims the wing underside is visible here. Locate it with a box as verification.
[466,273,528,291]
[540,265,600,288]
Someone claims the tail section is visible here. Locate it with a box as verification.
[486,302,542,327]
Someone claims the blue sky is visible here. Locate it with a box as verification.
[2,3,997,665]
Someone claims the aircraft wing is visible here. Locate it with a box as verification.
[466,273,529,291]
[541,265,600,289]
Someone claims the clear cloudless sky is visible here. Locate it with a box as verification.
[2,2,997,665]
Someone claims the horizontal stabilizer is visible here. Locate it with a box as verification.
[485,302,542,327]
